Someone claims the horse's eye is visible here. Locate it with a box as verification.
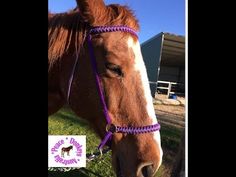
[105,62,123,77]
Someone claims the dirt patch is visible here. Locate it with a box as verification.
[153,95,186,177]
[155,104,185,128]
[154,104,185,117]
[154,94,185,106]
[153,94,185,128]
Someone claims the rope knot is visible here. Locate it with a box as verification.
[106,124,117,133]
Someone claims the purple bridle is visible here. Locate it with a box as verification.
[67,25,161,150]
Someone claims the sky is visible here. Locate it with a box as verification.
[48,0,185,43]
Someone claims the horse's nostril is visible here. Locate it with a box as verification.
[139,163,155,177]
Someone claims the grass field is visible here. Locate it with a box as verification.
[48,107,183,177]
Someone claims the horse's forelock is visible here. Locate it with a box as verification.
[106,4,139,31]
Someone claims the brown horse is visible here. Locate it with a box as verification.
[61,145,73,158]
[48,0,162,177]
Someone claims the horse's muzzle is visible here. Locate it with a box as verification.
[115,156,158,177]
[137,162,157,177]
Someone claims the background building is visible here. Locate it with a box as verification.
[141,32,185,98]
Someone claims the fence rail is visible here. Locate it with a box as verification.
[156,81,183,98]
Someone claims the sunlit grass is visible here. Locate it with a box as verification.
[48,107,182,177]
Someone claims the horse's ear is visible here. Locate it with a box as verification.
[76,0,106,25]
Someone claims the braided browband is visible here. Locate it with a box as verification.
[89,25,138,38]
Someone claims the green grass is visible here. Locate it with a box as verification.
[159,124,183,170]
[48,107,183,177]
[161,124,182,152]
[48,107,115,177]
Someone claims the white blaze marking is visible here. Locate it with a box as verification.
[127,37,163,168]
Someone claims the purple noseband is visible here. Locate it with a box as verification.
[67,25,161,150]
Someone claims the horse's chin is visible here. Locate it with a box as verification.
[115,157,123,177]
[114,156,134,177]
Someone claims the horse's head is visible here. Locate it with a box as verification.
[68,1,163,176]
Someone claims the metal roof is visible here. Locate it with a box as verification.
[141,32,185,67]
[161,33,185,67]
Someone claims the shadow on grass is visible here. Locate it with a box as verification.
[161,124,182,140]
[48,168,103,177]
[52,111,89,128]
[160,124,183,152]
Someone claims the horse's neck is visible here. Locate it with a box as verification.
[48,51,80,110]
